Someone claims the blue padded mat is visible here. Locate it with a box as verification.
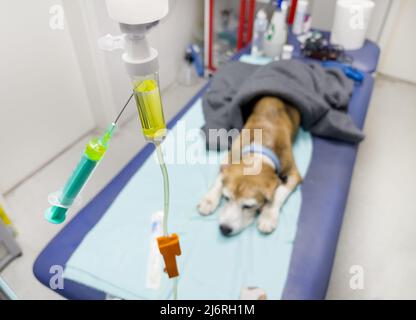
[34,44,377,299]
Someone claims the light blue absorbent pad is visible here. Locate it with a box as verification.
[239,54,273,65]
[64,99,313,300]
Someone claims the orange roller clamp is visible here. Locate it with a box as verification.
[157,233,181,278]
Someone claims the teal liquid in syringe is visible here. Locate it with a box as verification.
[44,124,115,224]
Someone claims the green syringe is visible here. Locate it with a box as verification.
[45,94,134,224]
[44,123,115,224]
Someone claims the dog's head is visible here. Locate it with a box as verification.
[219,158,280,236]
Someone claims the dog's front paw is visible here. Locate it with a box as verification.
[257,212,278,234]
[197,195,219,216]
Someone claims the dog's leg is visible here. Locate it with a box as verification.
[198,132,240,216]
[197,174,223,216]
[257,169,301,234]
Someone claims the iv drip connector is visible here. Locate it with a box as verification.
[98,22,160,77]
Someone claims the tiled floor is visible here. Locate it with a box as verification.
[1,75,415,300]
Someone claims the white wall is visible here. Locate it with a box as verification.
[378,0,416,84]
[0,0,95,193]
[310,0,391,43]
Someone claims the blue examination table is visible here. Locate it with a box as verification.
[34,38,379,300]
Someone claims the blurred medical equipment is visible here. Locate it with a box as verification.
[251,9,268,57]
[178,47,199,86]
[301,31,352,63]
[205,0,255,71]
[189,44,204,78]
[0,201,16,237]
[0,196,21,271]
[331,0,375,50]
[214,8,239,67]
[281,44,294,60]
[292,0,308,35]
[264,0,288,59]
[287,0,298,26]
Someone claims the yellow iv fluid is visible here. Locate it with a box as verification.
[134,79,167,140]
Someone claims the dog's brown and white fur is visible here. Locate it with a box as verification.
[197,97,302,235]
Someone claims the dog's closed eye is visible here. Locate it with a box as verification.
[242,204,256,210]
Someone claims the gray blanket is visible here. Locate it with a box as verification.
[202,60,364,150]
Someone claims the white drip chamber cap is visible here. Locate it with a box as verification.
[123,47,159,76]
[106,0,169,25]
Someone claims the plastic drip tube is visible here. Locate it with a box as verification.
[155,142,169,237]
[132,75,179,300]
[133,76,180,300]
[0,277,17,300]
[154,141,178,300]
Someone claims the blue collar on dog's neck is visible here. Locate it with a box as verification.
[241,143,281,173]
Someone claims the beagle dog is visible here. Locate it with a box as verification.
[197,96,302,236]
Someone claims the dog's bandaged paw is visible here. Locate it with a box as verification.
[197,194,220,216]
[257,210,278,234]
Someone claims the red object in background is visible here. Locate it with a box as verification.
[237,0,256,50]
[237,0,247,50]
[208,0,256,71]
[208,0,216,71]
[288,0,298,25]
[246,0,256,45]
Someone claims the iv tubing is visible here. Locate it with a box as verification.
[154,141,178,300]
[155,142,169,237]
[0,277,17,300]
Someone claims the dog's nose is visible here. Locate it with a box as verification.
[220,224,233,236]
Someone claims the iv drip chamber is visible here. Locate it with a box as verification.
[132,72,167,141]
